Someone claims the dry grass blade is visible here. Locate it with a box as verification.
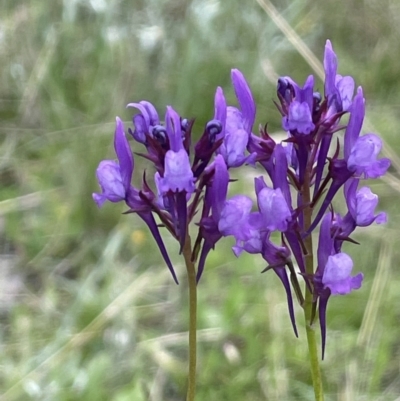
[255,0,324,79]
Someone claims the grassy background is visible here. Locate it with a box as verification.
[1,0,400,400]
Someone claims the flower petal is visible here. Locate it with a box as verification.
[114,117,134,191]
[231,69,256,133]
[257,187,291,232]
[160,149,195,194]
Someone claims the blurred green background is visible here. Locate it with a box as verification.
[1,0,400,400]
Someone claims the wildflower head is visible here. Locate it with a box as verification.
[93,117,133,207]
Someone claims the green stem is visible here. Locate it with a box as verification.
[182,234,197,401]
[303,172,324,401]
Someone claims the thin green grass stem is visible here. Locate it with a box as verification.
[182,234,197,401]
[303,170,324,401]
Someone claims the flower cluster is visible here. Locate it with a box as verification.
[93,40,389,356]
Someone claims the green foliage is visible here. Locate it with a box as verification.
[1,0,400,399]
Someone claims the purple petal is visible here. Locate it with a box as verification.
[114,117,134,191]
[232,213,263,256]
[345,183,387,227]
[277,76,295,103]
[364,157,391,179]
[233,230,262,256]
[350,273,364,290]
[324,40,338,99]
[214,87,227,140]
[347,134,390,178]
[336,76,355,111]
[211,155,229,221]
[283,101,315,135]
[375,212,387,224]
[128,101,160,144]
[165,106,183,152]
[140,101,159,126]
[354,186,379,226]
[160,149,195,194]
[127,102,151,127]
[254,176,267,196]
[93,160,125,206]
[344,178,359,218]
[132,114,148,143]
[218,195,253,239]
[299,75,315,110]
[92,192,107,208]
[344,87,365,160]
[219,106,251,167]
[257,187,291,232]
[231,69,256,133]
[272,144,291,206]
[322,253,363,295]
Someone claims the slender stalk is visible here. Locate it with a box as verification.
[302,169,324,401]
[182,234,197,401]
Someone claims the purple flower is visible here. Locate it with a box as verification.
[221,107,252,166]
[155,108,195,251]
[217,69,257,167]
[93,117,133,207]
[281,75,315,135]
[343,86,389,179]
[322,253,363,295]
[308,87,390,234]
[209,156,229,222]
[158,107,195,194]
[159,149,195,194]
[310,42,355,196]
[307,89,365,231]
[231,212,263,257]
[284,101,314,134]
[218,195,254,239]
[231,69,256,134]
[193,88,226,178]
[324,40,355,114]
[127,100,160,144]
[315,213,364,357]
[93,117,179,283]
[253,145,306,274]
[344,179,387,227]
[336,75,354,112]
[257,187,291,232]
[216,191,264,257]
[347,134,391,179]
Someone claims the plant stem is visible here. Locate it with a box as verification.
[303,170,324,401]
[182,234,197,401]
